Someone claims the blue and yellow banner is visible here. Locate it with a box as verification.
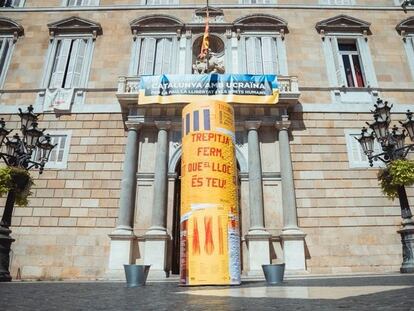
[138,74,279,105]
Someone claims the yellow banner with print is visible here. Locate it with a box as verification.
[180,100,241,286]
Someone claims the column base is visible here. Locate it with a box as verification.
[245,229,271,274]
[281,227,307,272]
[398,224,414,274]
[143,229,171,279]
[106,228,136,280]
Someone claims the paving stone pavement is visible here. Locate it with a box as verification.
[0,274,414,311]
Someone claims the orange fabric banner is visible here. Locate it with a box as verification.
[198,11,209,59]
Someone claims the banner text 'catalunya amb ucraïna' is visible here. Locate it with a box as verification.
[138,74,279,105]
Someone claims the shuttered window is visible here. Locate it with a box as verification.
[345,131,383,168]
[49,38,88,88]
[0,37,11,85]
[33,132,72,169]
[137,37,174,75]
[404,36,414,81]
[325,36,376,88]
[240,0,276,3]
[66,0,99,6]
[145,0,177,4]
[0,0,24,7]
[319,0,355,4]
[242,36,278,74]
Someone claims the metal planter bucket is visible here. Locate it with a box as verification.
[123,264,151,287]
[262,263,285,285]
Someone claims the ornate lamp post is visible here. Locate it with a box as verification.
[357,98,414,273]
[0,105,56,282]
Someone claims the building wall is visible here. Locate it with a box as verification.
[0,1,413,279]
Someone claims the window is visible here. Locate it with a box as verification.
[242,36,278,74]
[316,15,377,104]
[0,0,24,7]
[396,17,414,81]
[234,15,288,75]
[49,38,88,89]
[33,132,72,169]
[0,37,13,86]
[403,35,414,80]
[129,15,182,76]
[240,0,276,3]
[137,37,175,75]
[345,130,383,168]
[0,18,23,88]
[38,17,102,110]
[338,39,365,87]
[319,0,355,5]
[144,0,178,4]
[64,0,99,6]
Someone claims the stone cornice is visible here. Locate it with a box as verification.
[0,17,24,40]
[154,120,172,130]
[244,120,262,130]
[48,16,103,38]
[0,5,409,13]
[125,121,142,131]
[275,115,291,131]
[396,16,414,36]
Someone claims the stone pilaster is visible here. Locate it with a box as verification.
[244,121,271,275]
[144,121,171,278]
[276,115,307,272]
[107,122,141,279]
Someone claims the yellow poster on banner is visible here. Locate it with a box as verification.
[180,100,241,286]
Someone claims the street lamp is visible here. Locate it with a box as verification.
[357,98,414,273]
[0,105,56,282]
[402,0,414,11]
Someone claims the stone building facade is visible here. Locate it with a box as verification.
[0,0,413,280]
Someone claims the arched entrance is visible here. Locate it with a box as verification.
[170,159,242,275]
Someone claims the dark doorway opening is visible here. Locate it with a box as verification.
[171,160,181,275]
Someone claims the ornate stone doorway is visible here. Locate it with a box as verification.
[170,159,243,275]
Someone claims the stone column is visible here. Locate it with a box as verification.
[107,122,141,279]
[144,121,171,278]
[244,121,271,275]
[276,115,306,272]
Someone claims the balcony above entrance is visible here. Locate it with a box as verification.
[116,75,300,111]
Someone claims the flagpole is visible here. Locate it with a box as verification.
[206,0,209,71]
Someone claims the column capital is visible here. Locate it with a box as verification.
[245,120,262,130]
[275,115,291,131]
[155,121,171,130]
[125,121,142,131]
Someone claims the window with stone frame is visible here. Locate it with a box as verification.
[63,0,99,6]
[0,18,24,88]
[396,17,414,81]
[128,15,182,76]
[137,37,176,75]
[235,14,288,75]
[319,0,355,5]
[345,130,383,168]
[337,38,366,87]
[316,15,378,104]
[240,36,279,74]
[0,0,24,7]
[48,38,89,89]
[33,131,72,169]
[37,16,102,109]
[144,0,178,4]
[239,0,276,4]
